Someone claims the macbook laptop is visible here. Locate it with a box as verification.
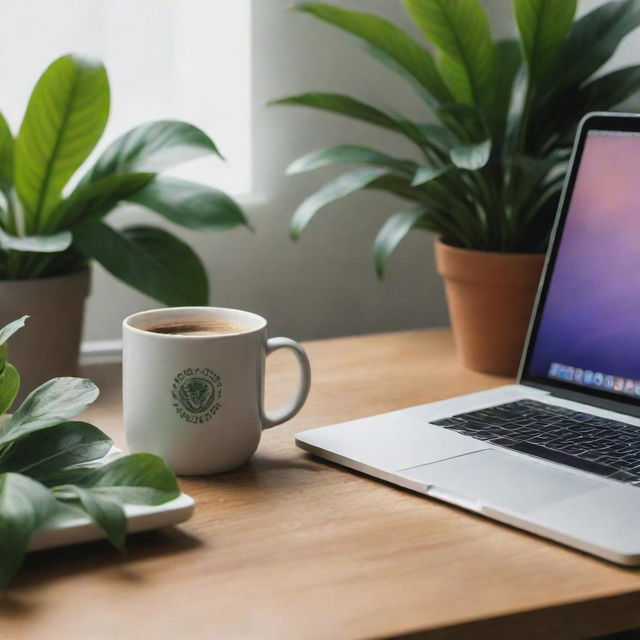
[296,112,640,565]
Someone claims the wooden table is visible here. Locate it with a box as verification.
[4,329,640,639]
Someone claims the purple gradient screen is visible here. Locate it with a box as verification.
[528,132,640,386]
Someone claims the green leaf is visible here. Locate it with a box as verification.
[512,0,577,82]
[126,176,248,232]
[0,421,111,479]
[290,167,389,240]
[0,316,27,376]
[0,316,28,347]
[486,40,522,142]
[1,377,99,447]
[80,120,221,186]
[0,473,55,591]
[574,65,640,112]
[54,485,126,550]
[73,222,208,306]
[373,205,429,278]
[404,0,494,104]
[287,145,417,175]
[68,452,180,505]
[47,453,179,549]
[412,165,450,187]
[504,64,529,155]
[0,227,72,253]
[450,140,491,170]
[416,123,456,151]
[364,173,436,205]
[534,65,640,152]
[0,112,14,198]
[435,103,488,144]
[0,364,20,416]
[294,2,452,105]
[552,0,640,92]
[271,93,420,141]
[14,54,110,231]
[357,43,436,106]
[46,172,155,232]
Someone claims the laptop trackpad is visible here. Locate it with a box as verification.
[399,449,607,514]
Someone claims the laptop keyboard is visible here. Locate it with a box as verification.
[431,399,640,485]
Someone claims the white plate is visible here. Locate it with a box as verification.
[28,493,194,551]
[26,448,195,552]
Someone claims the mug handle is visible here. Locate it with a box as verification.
[261,337,311,429]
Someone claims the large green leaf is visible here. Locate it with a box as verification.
[80,120,221,186]
[486,40,522,142]
[0,316,27,377]
[0,227,72,253]
[552,0,640,92]
[404,0,494,104]
[48,453,178,549]
[0,112,14,200]
[512,0,577,82]
[14,54,109,232]
[69,453,180,505]
[271,93,424,147]
[126,176,248,232]
[73,222,208,306]
[571,65,640,112]
[46,173,155,232]
[290,167,389,240]
[54,485,126,550]
[373,205,429,278]
[435,103,488,144]
[0,364,19,416]
[287,145,417,175]
[416,123,456,152]
[0,316,28,348]
[2,377,99,446]
[365,173,441,205]
[0,473,55,591]
[412,165,450,187]
[535,65,640,151]
[450,140,491,170]
[294,2,452,105]
[0,421,111,479]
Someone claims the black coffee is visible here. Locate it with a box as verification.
[145,321,248,336]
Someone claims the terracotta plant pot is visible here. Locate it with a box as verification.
[434,239,545,377]
[0,269,91,402]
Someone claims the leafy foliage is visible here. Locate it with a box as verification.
[0,54,250,304]
[0,318,180,590]
[274,0,640,275]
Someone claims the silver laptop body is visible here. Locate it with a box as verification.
[296,113,640,565]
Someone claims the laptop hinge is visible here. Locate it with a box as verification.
[522,380,640,419]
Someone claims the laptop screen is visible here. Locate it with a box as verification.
[525,128,640,401]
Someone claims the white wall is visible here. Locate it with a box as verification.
[83,0,626,344]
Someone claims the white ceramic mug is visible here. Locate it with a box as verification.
[122,307,311,475]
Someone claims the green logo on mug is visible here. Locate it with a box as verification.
[172,368,222,423]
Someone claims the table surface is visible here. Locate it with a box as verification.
[4,329,640,640]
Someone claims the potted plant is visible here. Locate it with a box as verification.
[0,316,181,590]
[273,0,640,375]
[0,54,249,394]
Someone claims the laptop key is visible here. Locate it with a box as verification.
[489,437,520,446]
[608,470,638,482]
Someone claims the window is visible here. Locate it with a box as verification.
[0,0,253,195]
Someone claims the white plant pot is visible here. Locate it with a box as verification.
[0,269,91,403]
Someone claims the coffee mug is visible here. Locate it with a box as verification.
[122,307,311,475]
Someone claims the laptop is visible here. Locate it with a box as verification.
[296,112,640,565]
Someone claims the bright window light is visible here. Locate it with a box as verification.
[0,0,253,195]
